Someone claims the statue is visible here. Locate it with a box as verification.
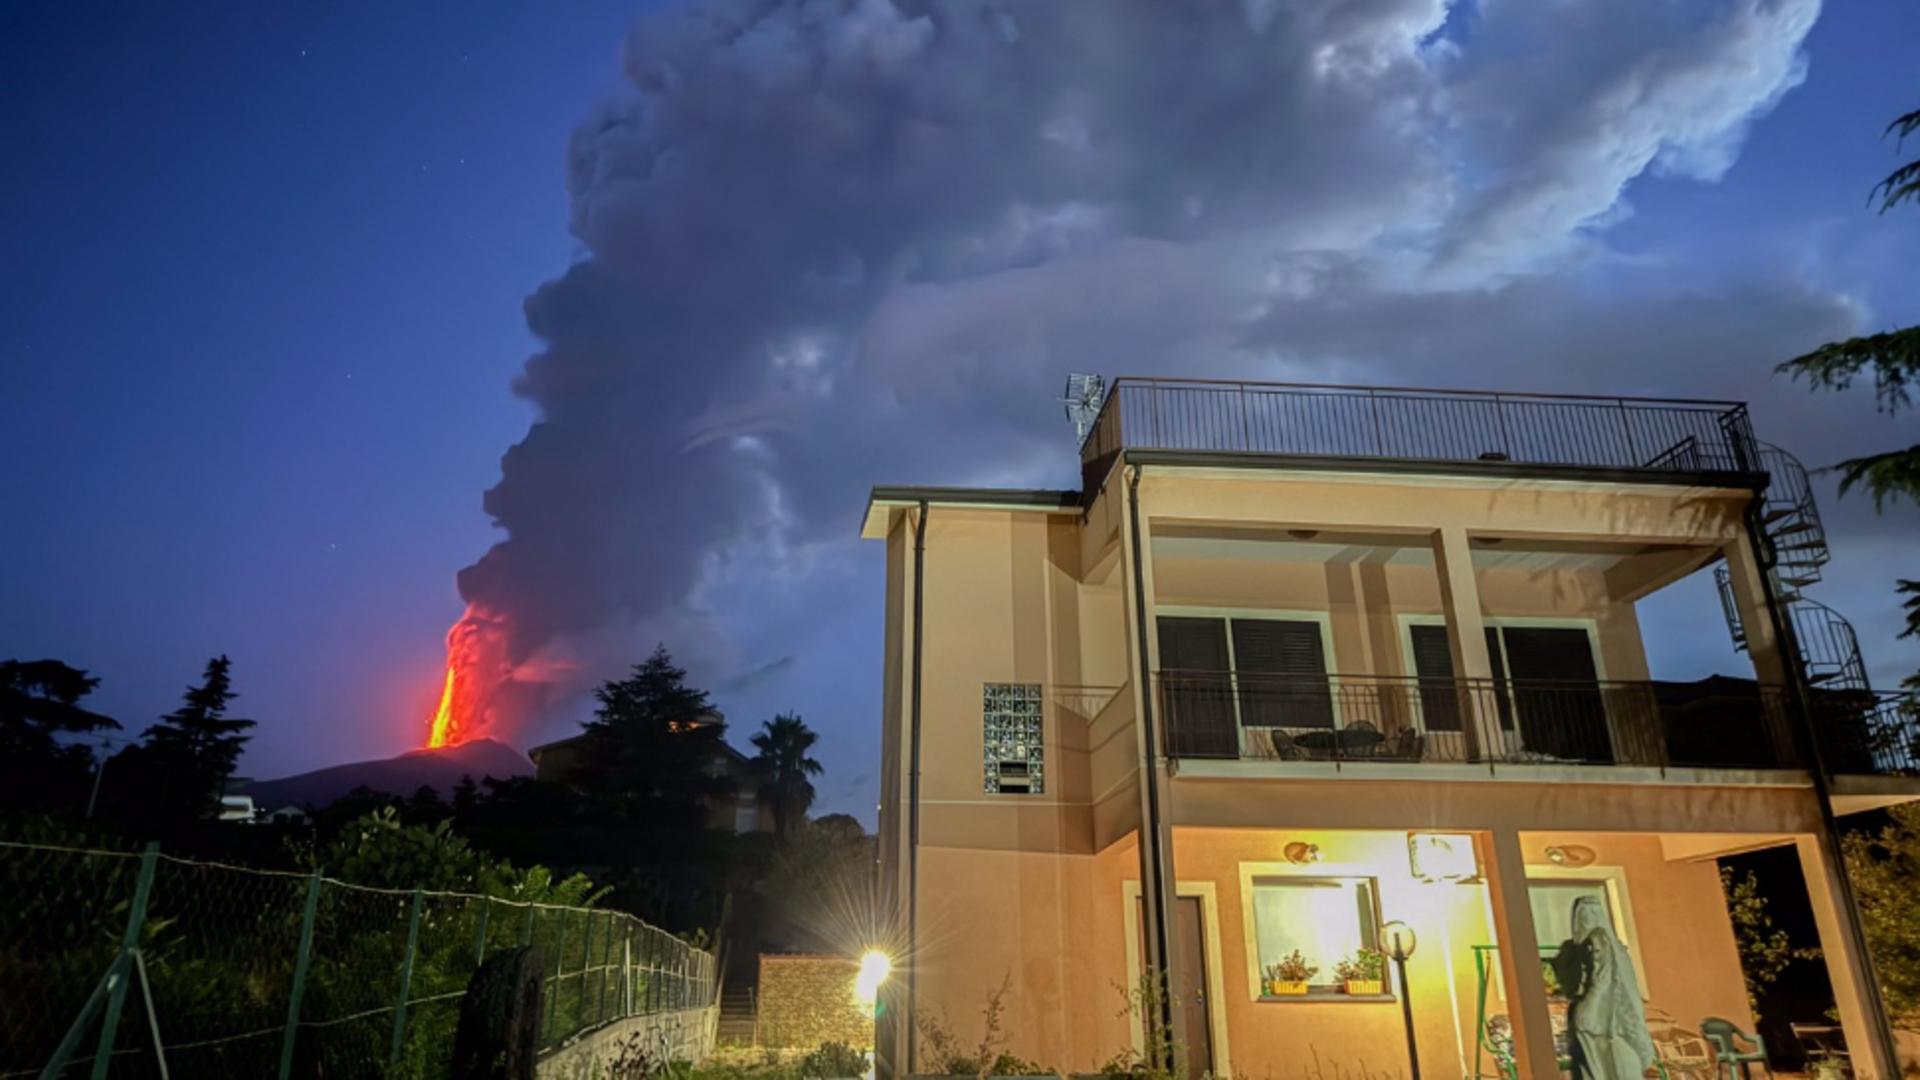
[1551,896,1656,1079]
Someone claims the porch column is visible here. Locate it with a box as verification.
[1483,830,1560,1079]
[1432,527,1496,757]
[1720,534,1792,684]
[1796,834,1900,1080]
[1121,467,1186,1057]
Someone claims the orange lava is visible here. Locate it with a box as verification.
[426,664,459,748]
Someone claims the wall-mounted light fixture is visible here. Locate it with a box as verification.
[1283,841,1321,865]
[1544,844,1596,868]
[1407,832,1479,882]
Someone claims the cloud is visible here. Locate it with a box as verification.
[455,0,1861,747]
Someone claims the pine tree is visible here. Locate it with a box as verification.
[144,655,256,820]
[576,645,734,827]
[0,658,117,810]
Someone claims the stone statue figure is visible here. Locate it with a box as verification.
[1551,895,1657,1079]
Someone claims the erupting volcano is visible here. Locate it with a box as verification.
[421,605,513,749]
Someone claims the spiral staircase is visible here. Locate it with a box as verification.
[1715,443,1916,773]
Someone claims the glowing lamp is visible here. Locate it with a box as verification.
[853,949,893,1009]
[1407,832,1478,882]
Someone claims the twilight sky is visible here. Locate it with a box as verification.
[3,0,1916,821]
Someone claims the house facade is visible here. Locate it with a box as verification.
[862,378,1920,1079]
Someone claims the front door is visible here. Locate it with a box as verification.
[1173,897,1214,1080]
[1133,896,1216,1080]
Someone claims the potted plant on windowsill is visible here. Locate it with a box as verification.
[1334,947,1386,996]
[1265,950,1317,996]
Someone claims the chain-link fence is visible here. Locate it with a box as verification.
[0,840,718,1078]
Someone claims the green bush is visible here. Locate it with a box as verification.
[798,1040,868,1078]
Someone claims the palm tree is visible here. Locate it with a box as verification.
[751,713,823,838]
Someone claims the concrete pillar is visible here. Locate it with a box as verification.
[1720,535,1790,685]
[1796,834,1899,1080]
[1483,830,1560,1079]
[1119,468,1186,1059]
[1432,527,1497,758]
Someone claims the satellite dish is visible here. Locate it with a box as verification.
[1062,373,1106,441]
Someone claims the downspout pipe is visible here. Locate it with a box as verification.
[1126,467,1177,1061]
[1742,507,1900,1070]
[907,500,928,1075]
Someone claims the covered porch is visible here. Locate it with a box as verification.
[1124,822,1889,1079]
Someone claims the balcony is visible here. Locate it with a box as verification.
[1080,377,1762,491]
[1155,671,1803,775]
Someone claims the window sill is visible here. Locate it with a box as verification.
[1256,993,1397,1004]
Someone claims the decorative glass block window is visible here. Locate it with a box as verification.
[983,683,1044,794]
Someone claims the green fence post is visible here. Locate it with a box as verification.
[579,907,596,1032]
[277,869,324,1080]
[90,842,159,1080]
[544,908,566,1041]
[472,897,492,967]
[387,889,425,1071]
[521,901,535,946]
[594,912,611,1025]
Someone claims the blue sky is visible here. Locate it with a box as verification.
[3,0,1915,820]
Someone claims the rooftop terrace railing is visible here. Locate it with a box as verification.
[1080,377,1762,489]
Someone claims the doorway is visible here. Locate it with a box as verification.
[1132,894,1219,1080]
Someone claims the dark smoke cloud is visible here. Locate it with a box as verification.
[454,0,1897,741]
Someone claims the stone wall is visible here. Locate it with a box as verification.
[757,953,874,1050]
[537,1005,717,1080]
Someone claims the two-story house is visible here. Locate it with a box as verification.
[862,377,1919,1079]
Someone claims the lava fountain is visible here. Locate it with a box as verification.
[422,605,513,748]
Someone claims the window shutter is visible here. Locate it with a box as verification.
[1232,619,1333,730]
[1156,617,1230,671]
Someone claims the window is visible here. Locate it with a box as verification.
[983,683,1043,794]
[1249,876,1379,993]
[1156,614,1334,750]
[1407,623,1610,760]
[1528,880,1615,950]
[733,796,758,834]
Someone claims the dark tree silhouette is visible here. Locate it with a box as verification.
[141,655,256,821]
[0,658,117,810]
[575,645,734,829]
[751,712,823,837]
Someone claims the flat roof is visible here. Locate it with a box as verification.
[859,485,1083,539]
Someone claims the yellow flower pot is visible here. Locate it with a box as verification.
[1344,979,1383,996]
[1268,980,1310,996]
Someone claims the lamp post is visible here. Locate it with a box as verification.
[1381,920,1421,1080]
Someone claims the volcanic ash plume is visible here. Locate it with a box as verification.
[417,0,1823,749]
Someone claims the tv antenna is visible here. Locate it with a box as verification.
[1061,373,1106,442]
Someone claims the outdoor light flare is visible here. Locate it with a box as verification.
[853,949,892,1007]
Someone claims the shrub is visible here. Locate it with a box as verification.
[798,1040,867,1078]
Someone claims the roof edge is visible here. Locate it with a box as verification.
[860,485,1084,538]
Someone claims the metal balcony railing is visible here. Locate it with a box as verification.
[1080,378,1762,489]
[1155,671,1801,773]
[1812,689,1920,776]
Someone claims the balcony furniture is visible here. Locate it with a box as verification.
[1646,1008,1717,1080]
[1379,728,1426,762]
[1787,1022,1846,1065]
[1294,725,1384,756]
[1700,1017,1769,1079]
[1263,729,1311,760]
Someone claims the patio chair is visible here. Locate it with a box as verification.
[1379,727,1425,761]
[1647,1007,1716,1080]
[1264,729,1310,760]
[1700,1017,1770,1079]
